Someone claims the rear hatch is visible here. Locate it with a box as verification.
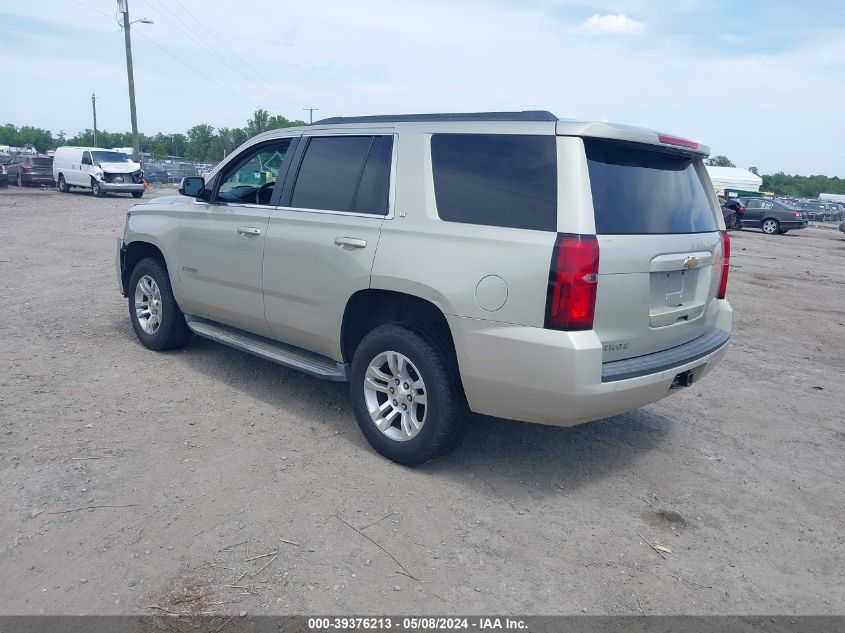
[27,156,53,177]
[583,138,725,363]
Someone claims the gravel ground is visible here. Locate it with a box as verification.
[1,186,843,616]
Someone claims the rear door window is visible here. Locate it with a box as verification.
[431,134,557,231]
[585,139,718,234]
[291,135,392,214]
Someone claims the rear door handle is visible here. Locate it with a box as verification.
[334,237,367,249]
[237,226,262,236]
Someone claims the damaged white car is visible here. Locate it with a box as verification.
[53,146,145,198]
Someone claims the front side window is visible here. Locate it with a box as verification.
[291,135,393,214]
[81,152,93,165]
[217,139,291,205]
[430,134,557,231]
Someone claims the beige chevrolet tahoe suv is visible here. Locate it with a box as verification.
[117,111,732,465]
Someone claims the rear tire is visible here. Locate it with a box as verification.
[350,323,468,465]
[762,218,779,235]
[128,257,192,351]
[132,191,144,199]
[57,174,69,193]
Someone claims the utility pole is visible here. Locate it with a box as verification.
[303,107,319,125]
[118,0,153,161]
[91,92,98,147]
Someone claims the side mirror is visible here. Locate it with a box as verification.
[179,176,205,197]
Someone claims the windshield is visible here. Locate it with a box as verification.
[92,151,132,164]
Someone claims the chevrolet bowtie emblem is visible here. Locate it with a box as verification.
[683,256,699,268]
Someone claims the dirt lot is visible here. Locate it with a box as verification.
[1,186,843,616]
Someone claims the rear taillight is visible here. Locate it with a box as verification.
[23,163,33,169]
[792,211,801,218]
[717,230,730,300]
[545,234,600,331]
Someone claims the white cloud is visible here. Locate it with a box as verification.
[576,14,645,36]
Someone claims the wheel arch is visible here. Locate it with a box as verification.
[122,240,168,298]
[340,289,457,365]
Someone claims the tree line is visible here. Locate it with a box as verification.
[704,154,845,197]
[3,117,843,197]
[0,109,305,164]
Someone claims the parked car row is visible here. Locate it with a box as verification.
[142,160,199,184]
[0,152,54,188]
[791,200,845,222]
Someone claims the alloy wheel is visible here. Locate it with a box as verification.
[134,275,163,335]
[363,351,428,441]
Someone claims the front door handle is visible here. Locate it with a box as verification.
[334,237,367,249]
[237,226,262,236]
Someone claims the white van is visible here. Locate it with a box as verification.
[53,146,145,198]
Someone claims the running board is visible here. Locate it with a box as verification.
[185,316,348,381]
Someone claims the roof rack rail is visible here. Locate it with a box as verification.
[312,111,558,125]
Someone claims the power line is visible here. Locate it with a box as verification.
[170,0,287,93]
[141,0,299,107]
[143,0,260,86]
[133,30,257,109]
[68,0,257,111]
[303,107,319,124]
[68,0,116,21]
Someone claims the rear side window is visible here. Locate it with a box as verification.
[291,135,392,214]
[585,139,717,234]
[353,135,393,215]
[431,134,557,231]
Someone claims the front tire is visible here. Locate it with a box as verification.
[57,174,69,193]
[132,191,144,199]
[128,257,192,351]
[91,178,104,197]
[762,218,779,235]
[350,324,468,465]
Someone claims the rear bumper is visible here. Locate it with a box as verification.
[21,173,54,184]
[780,220,807,230]
[448,300,732,427]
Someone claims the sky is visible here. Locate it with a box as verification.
[1,0,843,176]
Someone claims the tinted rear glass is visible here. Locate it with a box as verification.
[32,157,52,166]
[431,134,557,231]
[585,140,717,234]
[353,135,393,215]
[292,136,373,212]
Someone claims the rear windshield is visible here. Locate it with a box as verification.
[585,140,717,234]
[32,157,52,166]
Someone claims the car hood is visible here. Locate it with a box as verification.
[98,162,141,173]
[141,195,183,204]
